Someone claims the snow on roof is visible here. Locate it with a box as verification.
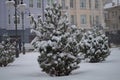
[104,2,120,9]
[104,3,113,9]
[104,0,120,9]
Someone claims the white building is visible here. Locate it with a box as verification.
[0,0,55,43]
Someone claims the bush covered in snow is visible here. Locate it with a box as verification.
[30,2,82,76]
[79,27,110,63]
[0,37,16,67]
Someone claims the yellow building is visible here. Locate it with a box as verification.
[58,0,105,29]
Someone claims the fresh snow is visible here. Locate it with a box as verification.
[0,48,120,80]
[104,3,113,9]
[104,0,120,9]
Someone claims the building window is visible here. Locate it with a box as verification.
[47,0,54,6]
[29,0,33,8]
[71,15,76,25]
[96,15,99,25]
[108,13,110,19]
[71,15,74,25]
[70,0,76,9]
[47,0,49,4]
[37,0,41,8]
[115,11,117,16]
[116,24,118,29]
[61,0,65,9]
[112,24,116,30]
[70,0,73,8]
[8,14,11,24]
[80,0,86,9]
[112,11,114,17]
[89,0,91,9]
[104,11,109,20]
[80,15,87,24]
[51,0,54,4]
[119,16,120,22]
[90,15,92,26]
[17,17,20,24]
[95,0,99,9]
[14,16,20,24]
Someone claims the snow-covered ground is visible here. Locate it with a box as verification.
[0,48,120,80]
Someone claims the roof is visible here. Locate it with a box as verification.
[104,0,120,9]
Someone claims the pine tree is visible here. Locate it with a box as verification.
[0,35,16,67]
[30,2,82,76]
[79,26,110,63]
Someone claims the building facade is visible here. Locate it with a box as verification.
[58,0,105,29]
[0,0,107,43]
[0,0,55,43]
[104,3,120,45]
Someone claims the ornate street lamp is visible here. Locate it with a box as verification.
[6,0,30,56]
[6,0,19,58]
[18,0,26,54]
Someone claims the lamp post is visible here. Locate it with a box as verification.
[6,0,28,56]
[18,0,26,54]
[6,0,19,58]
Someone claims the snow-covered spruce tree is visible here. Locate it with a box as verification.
[30,2,82,76]
[0,36,16,67]
[79,26,110,63]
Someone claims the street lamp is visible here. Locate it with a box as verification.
[18,0,26,54]
[6,0,19,58]
[6,0,30,56]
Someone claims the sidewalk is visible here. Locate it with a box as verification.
[0,48,120,80]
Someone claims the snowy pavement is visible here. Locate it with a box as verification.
[0,48,120,80]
